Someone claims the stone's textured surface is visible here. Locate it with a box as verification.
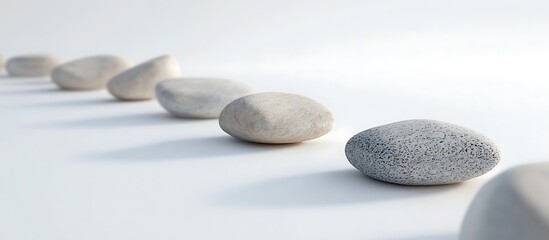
[107,55,180,100]
[219,92,334,144]
[460,162,549,240]
[345,119,500,185]
[6,54,60,77]
[156,78,255,118]
[51,55,131,90]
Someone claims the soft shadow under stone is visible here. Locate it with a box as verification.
[21,98,125,108]
[215,169,462,207]
[88,136,299,161]
[39,112,195,128]
[386,234,457,240]
[0,86,62,95]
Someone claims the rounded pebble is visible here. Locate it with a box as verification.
[107,55,180,100]
[6,54,60,77]
[51,55,131,90]
[460,162,549,240]
[156,78,255,118]
[345,119,500,185]
[219,92,334,144]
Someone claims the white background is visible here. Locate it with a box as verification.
[1,0,549,239]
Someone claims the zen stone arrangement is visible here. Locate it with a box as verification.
[2,53,547,239]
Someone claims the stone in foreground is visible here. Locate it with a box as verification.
[107,55,180,100]
[460,162,549,240]
[52,55,131,90]
[156,78,255,118]
[219,92,334,144]
[6,54,60,77]
[345,119,500,185]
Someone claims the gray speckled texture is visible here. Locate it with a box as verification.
[155,78,255,119]
[345,119,500,185]
[219,92,334,144]
[6,54,60,77]
[52,55,131,90]
[460,162,549,240]
[107,55,180,101]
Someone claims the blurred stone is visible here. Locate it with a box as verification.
[156,78,255,118]
[6,54,60,77]
[107,55,180,100]
[460,162,549,240]
[52,55,131,90]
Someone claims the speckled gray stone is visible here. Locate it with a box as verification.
[460,162,549,240]
[155,78,255,118]
[51,55,131,90]
[6,54,60,77]
[107,55,180,100]
[219,92,334,144]
[345,119,500,185]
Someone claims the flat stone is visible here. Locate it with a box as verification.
[6,54,60,77]
[156,78,255,118]
[460,162,549,240]
[51,55,131,90]
[219,92,334,144]
[345,119,500,185]
[107,55,180,100]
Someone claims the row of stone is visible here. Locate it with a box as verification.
[2,53,546,239]
[1,54,499,184]
[1,54,502,181]
[0,54,335,144]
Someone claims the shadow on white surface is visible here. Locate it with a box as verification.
[40,112,195,128]
[87,136,299,161]
[385,234,457,240]
[20,98,148,109]
[215,169,463,207]
[0,85,63,95]
[0,78,52,86]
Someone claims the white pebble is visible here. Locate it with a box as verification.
[107,55,180,100]
[51,55,131,90]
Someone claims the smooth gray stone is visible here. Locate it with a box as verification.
[155,78,255,118]
[345,119,500,185]
[460,162,549,240]
[107,55,180,100]
[51,55,131,90]
[6,54,60,77]
[219,92,334,144]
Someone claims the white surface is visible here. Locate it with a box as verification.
[2,1,549,239]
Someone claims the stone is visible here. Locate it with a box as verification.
[51,55,131,90]
[107,55,180,100]
[460,162,549,240]
[219,92,334,144]
[6,54,60,77]
[345,119,500,185]
[155,78,255,118]
[0,54,4,73]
